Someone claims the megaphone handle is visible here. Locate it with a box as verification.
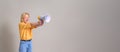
[38,19,44,26]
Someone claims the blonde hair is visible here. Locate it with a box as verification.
[20,12,30,22]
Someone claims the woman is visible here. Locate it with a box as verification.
[19,12,44,52]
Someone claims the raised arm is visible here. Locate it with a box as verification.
[30,19,44,28]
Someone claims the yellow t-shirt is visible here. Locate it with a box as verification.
[19,22,36,40]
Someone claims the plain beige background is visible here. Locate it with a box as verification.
[0,0,119,52]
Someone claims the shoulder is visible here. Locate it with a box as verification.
[19,22,24,25]
[19,22,26,26]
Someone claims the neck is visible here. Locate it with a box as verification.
[23,21,28,24]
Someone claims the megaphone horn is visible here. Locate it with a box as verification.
[38,15,51,23]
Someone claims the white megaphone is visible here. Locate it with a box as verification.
[38,15,51,23]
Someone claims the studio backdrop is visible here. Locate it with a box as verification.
[0,0,119,52]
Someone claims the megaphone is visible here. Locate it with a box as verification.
[38,15,51,23]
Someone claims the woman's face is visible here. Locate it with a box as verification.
[23,15,29,23]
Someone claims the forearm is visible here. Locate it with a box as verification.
[31,19,44,28]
